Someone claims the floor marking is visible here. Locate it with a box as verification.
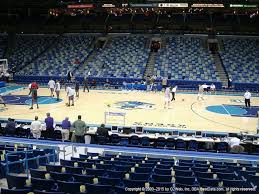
[222,105,230,115]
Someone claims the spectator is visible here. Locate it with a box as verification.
[228,136,244,153]
[5,118,16,135]
[96,124,109,138]
[61,117,71,141]
[45,113,55,138]
[30,116,42,139]
[72,115,86,143]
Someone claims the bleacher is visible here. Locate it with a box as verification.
[154,36,220,82]
[8,35,57,69]
[17,34,94,76]
[0,35,7,58]
[220,38,259,84]
[1,150,259,194]
[81,35,149,78]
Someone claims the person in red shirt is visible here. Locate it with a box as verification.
[29,82,39,109]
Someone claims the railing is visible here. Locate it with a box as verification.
[4,149,56,177]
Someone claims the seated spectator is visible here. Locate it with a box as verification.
[5,118,16,135]
[45,113,55,138]
[96,124,109,138]
[228,136,244,153]
[30,116,42,139]
[61,117,71,141]
[104,79,110,89]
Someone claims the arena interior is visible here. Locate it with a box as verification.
[0,0,259,193]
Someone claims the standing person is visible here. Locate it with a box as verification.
[61,117,71,141]
[66,86,75,106]
[30,116,42,139]
[197,85,204,101]
[210,83,216,94]
[83,76,89,92]
[5,118,16,135]
[72,115,86,143]
[30,82,39,109]
[164,86,171,109]
[202,83,209,94]
[67,71,73,83]
[48,79,55,97]
[150,75,156,91]
[45,113,55,138]
[162,77,167,90]
[244,90,251,108]
[171,86,177,101]
[0,95,6,107]
[75,81,80,98]
[55,80,61,101]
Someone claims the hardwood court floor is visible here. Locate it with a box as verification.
[1,87,258,134]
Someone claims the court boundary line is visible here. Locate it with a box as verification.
[190,102,246,131]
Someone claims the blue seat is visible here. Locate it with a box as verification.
[31,178,56,191]
[129,172,150,180]
[197,177,220,187]
[188,140,198,151]
[175,169,193,177]
[34,190,65,194]
[110,134,120,144]
[96,163,113,170]
[6,174,27,189]
[73,174,94,184]
[192,166,208,172]
[60,159,75,167]
[174,166,191,171]
[222,179,249,187]
[85,183,112,193]
[78,161,94,169]
[57,181,82,194]
[217,172,239,180]
[130,135,140,145]
[156,164,173,169]
[46,164,62,173]
[151,174,172,182]
[149,180,173,188]
[85,168,105,177]
[140,137,151,147]
[155,137,166,148]
[50,171,73,181]
[1,188,31,194]
[123,179,146,187]
[30,168,47,179]
[154,168,172,175]
[65,166,83,175]
[114,165,131,172]
[106,170,125,179]
[216,142,229,152]
[175,176,196,185]
[175,139,186,150]
[195,171,214,179]
[135,167,153,173]
[98,176,121,187]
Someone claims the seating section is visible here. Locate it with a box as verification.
[17,34,94,76]
[81,35,149,78]
[2,152,258,194]
[0,35,7,58]
[154,36,220,82]
[0,145,54,178]
[8,35,56,69]
[220,38,259,83]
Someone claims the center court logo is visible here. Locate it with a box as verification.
[113,101,156,110]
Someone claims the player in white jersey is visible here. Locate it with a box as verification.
[164,87,171,109]
[48,79,55,97]
[55,80,61,101]
[197,85,205,100]
[66,86,75,106]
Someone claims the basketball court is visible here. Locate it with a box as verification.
[0,85,258,134]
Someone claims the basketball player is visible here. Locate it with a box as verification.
[171,86,177,101]
[164,86,171,109]
[0,95,6,107]
[244,90,251,108]
[48,79,55,97]
[75,81,80,98]
[66,86,75,106]
[197,85,205,101]
[55,80,61,101]
[30,82,39,109]
[83,76,89,92]
[210,83,216,94]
